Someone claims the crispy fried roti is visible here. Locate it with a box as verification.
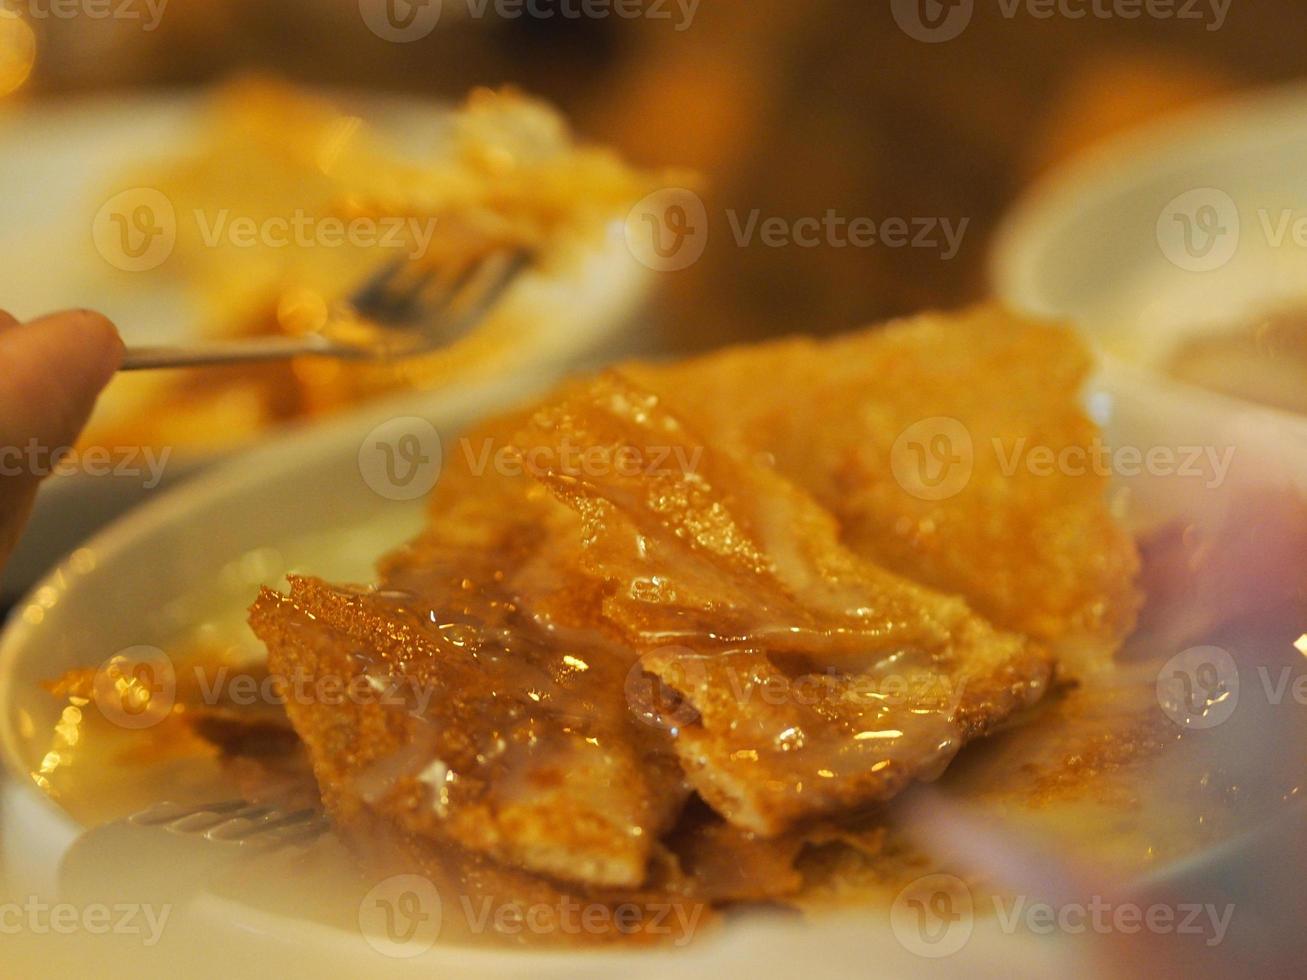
[515,371,1049,835]
[625,305,1140,673]
[248,306,1134,922]
[250,555,687,889]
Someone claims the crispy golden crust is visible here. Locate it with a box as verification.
[514,370,1049,835]
[250,569,687,890]
[626,304,1141,670]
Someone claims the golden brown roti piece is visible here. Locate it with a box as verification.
[515,371,1049,835]
[626,305,1140,672]
[250,548,688,889]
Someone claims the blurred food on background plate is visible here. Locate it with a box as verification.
[81,77,684,454]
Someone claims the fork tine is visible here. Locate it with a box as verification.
[347,255,409,310]
[339,247,532,352]
[203,807,320,842]
[440,250,531,326]
[126,798,329,850]
[349,255,440,320]
[130,799,246,826]
[401,255,479,315]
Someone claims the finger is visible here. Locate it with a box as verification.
[0,309,18,332]
[0,310,123,567]
[0,309,124,453]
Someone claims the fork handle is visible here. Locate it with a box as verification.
[121,334,351,371]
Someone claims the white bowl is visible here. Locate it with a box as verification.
[991,82,1307,390]
[2,351,1304,976]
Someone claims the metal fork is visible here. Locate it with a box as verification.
[126,798,329,847]
[120,249,532,371]
[60,799,330,905]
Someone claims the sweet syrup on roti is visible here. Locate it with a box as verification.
[34,524,1307,946]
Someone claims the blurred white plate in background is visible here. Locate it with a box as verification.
[990,82,1307,377]
[0,90,651,598]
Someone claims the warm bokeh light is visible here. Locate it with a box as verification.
[0,11,35,98]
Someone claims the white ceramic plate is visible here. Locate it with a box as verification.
[3,353,1305,977]
[0,90,650,598]
[990,82,1307,381]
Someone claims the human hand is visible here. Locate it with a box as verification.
[0,310,123,571]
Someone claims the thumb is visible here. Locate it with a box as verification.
[0,309,124,569]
